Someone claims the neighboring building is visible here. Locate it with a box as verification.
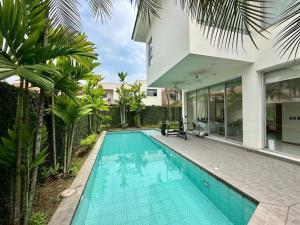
[132,1,300,159]
[101,82,124,105]
[102,80,165,106]
[7,79,40,92]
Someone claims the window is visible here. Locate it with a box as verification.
[147,89,157,97]
[103,91,107,98]
[186,79,242,142]
[147,37,153,66]
[265,68,300,158]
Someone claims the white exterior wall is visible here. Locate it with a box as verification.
[146,0,190,85]
[134,1,300,151]
[102,81,163,106]
[188,21,255,62]
[135,80,163,106]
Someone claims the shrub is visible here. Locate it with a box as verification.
[80,133,97,151]
[69,163,80,177]
[29,212,47,225]
[168,121,179,129]
[40,164,60,179]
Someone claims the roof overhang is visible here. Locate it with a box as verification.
[131,8,151,43]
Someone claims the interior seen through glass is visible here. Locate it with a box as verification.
[187,79,243,142]
[265,77,300,157]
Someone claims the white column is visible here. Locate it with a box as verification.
[182,91,188,131]
[242,65,264,149]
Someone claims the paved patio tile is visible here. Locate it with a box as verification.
[152,134,300,225]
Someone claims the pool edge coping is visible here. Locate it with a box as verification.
[151,134,291,225]
[48,131,107,225]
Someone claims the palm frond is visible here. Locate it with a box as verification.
[87,0,112,22]
[132,0,161,25]
[49,0,113,31]
[179,0,268,50]
[274,0,300,59]
[49,0,81,31]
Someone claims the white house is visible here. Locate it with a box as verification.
[132,0,300,159]
[102,80,164,106]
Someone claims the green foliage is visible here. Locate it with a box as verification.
[69,163,80,177]
[83,75,109,132]
[29,212,46,225]
[116,72,130,127]
[129,83,146,127]
[40,164,60,179]
[0,125,48,170]
[80,134,97,151]
[54,97,92,126]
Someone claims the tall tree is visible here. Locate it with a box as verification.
[116,72,130,127]
[54,97,92,174]
[129,83,146,127]
[83,75,108,133]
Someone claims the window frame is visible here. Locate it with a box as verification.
[147,88,157,97]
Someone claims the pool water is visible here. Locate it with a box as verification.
[72,131,257,225]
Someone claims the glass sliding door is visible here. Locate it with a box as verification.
[209,84,225,138]
[196,88,208,122]
[187,91,197,130]
[265,75,300,158]
[186,78,243,142]
[226,79,243,142]
[196,88,209,134]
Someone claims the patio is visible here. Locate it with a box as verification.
[152,133,300,225]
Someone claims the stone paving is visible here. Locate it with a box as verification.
[152,133,300,225]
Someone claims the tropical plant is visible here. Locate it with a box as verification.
[0,1,97,223]
[0,125,48,225]
[83,76,109,133]
[54,97,92,174]
[116,72,130,127]
[49,57,97,168]
[29,212,46,225]
[40,164,60,179]
[69,162,80,177]
[80,134,97,151]
[129,83,146,127]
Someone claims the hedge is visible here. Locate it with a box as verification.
[105,106,182,128]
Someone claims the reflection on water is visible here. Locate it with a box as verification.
[72,132,254,225]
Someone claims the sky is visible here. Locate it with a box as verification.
[79,0,146,83]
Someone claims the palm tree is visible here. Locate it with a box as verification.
[83,75,109,133]
[49,57,97,168]
[0,124,48,225]
[0,1,97,223]
[54,97,92,174]
[129,83,146,127]
[116,72,130,127]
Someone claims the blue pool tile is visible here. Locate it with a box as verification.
[72,131,256,225]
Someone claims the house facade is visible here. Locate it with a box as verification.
[132,0,300,159]
[102,80,167,106]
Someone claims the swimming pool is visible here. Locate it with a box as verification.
[72,131,257,225]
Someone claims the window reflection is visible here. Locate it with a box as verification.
[266,77,300,157]
[209,84,225,138]
[186,79,243,142]
[187,91,197,130]
[226,80,243,142]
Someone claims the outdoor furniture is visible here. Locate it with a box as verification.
[161,121,167,136]
[167,119,187,140]
[192,120,208,138]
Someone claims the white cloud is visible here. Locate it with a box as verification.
[79,0,146,83]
